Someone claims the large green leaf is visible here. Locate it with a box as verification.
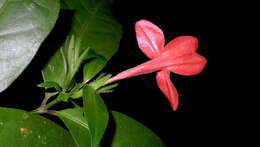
[0,0,60,92]
[0,107,76,147]
[57,107,91,147]
[61,0,122,60]
[42,0,122,89]
[111,111,166,147]
[83,85,109,147]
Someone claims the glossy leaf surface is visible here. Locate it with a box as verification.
[0,107,76,147]
[111,111,166,147]
[0,0,60,92]
[57,108,91,147]
[83,85,109,147]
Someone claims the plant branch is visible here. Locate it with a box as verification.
[44,97,61,110]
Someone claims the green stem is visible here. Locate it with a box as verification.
[40,92,58,108]
[44,97,61,110]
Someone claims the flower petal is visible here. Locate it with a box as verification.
[164,36,198,58]
[167,53,207,76]
[156,71,179,110]
[135,19,165,59]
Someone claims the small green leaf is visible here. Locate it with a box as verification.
[90,74,112,90]
[58,92,70,102]
[57,108,91,147]
[83,57,107,82]
[83,85,109,147]
[97,83,118,93]
[111,111,166,147]
[37,81,62,92]
[0,107,76,147]
[70,90,83,99]
[0,0,60,92]
[69,83,85,99]
[63,35,90,88]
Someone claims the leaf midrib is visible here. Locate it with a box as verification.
[60,111,89,130]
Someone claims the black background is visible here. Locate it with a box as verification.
[0,0,217,146]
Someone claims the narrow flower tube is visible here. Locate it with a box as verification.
[106,54,179,84]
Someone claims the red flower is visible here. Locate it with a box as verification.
[105,20,207,110]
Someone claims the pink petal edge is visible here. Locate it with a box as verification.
[135,19,165,59]
[156,71,179,111]
[163,36,198,58]
[167,53,207,76]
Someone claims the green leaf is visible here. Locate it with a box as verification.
[83,57,107,82]
[89,74,111,90]
[97,83,118,93]
[70,79,117,99]
[61,0,122,60]
[0,0,60,92]
[41,45,68,88]
[37,81,62,92]
[42,35,88,89]
[83,85,109,147]
[42,0,122,89]
[57,91,70,102]
[111,111,166,147]
[0,107,76,147]
[57,108,91,147]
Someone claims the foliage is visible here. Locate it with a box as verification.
[0,0,165,146]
